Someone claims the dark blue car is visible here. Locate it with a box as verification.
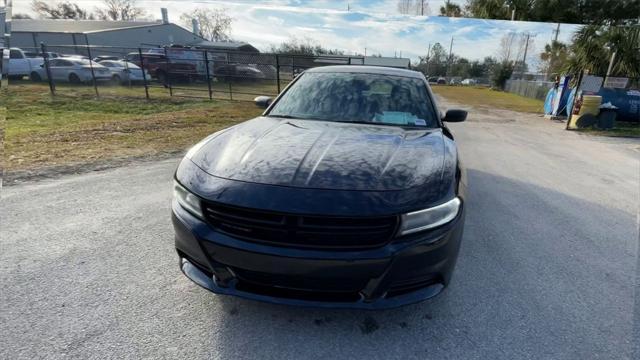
[172,65,467,309]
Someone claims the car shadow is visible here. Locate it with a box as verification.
[191,169,636,360]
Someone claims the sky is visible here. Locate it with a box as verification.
[13,0,581,68]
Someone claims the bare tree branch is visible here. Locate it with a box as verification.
[180,8,233,42]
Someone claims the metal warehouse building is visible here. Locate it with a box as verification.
[10,16,207,55]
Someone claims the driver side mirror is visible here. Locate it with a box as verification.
[254,96,272,109]
[442,109,467,122]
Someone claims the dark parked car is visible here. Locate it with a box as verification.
[125,52,198,84]
[172,65,467,309]
[214,63,265,81]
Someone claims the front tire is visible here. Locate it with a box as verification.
[68,73,81,84]
[30,72,42,82]
[111,74,121,85]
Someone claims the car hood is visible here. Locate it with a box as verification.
[189,117,446,191]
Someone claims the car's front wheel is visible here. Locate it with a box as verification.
[68,73,81,84]
[30,72,42,82]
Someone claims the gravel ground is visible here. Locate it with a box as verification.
[1,97,638,359]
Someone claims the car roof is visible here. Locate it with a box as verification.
[305,65,424,79]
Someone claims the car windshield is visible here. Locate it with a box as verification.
[268,72,437,127]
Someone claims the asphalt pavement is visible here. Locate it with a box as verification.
[1,98,638,359]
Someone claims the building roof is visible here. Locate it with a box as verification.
[12,19,161,33]
[189,40,259,52]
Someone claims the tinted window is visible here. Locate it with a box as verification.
[9,50,22,59]
[269,72,437,127]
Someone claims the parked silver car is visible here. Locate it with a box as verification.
[33,58,112,83]
[98,60,150,84]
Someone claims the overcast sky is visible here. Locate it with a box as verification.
[13,0,580,66]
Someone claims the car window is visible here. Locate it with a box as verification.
[269,72,438,127]
[100,61,113,67]
[9,50,22,59]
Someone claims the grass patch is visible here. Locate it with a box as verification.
[4,82,263,174]
[431,85,544,114]
[576,121,640,138]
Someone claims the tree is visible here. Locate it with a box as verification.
[12,13,33,19]
[180,8,233,41]
[539,41,569,79]
[95,0,145,21]
[491,61,515,88]
[397,0,430,15]
[465,0,514,20]
[31,1,93,20]
[440,2,463,17]
[414,42,448,76]
[497,32,529,64]
[269,37,344,56]
[466,0,640,25]
[565,25,640,78]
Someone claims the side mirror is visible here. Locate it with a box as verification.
[39,64,44,68]
[254,96,272,109]
[442,109,467,122]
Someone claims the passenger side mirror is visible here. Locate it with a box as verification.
[442,109,467,122]
[254,96,272,109]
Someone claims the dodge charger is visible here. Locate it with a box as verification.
[172,65,467,309]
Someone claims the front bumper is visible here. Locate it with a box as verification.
[172,201,464,310]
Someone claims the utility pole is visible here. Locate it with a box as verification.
[553,23,560,42]
[425,42,431,75]
[520,33,531,79]
[446,37,454,77]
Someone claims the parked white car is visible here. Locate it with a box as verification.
[461,78,477,85]
[97,60,150,84]
[32,58,112,83]
[8,48,44,80]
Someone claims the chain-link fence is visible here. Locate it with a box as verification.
[505,79,554,100]
[12,43,371,102]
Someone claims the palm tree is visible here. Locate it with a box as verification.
[540,41,569,79]
[565,25,640,78]
[440,2,463,17]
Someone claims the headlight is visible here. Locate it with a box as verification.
[398,197,461,235]
[173,181,203,219]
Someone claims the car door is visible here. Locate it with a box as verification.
[49,59,72,80]
[9,49,29,76]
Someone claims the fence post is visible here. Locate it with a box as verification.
[228,81,233,100]
[163,46,173,97]
[138,47,150,99]
[204,50,213,100]
[275,54,281,94]
[84,43,99,98]
[41,43,55,95]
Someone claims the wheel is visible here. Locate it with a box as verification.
[111,74,121,85]
[68,73,81,84]
[156,71,167,86]
[30,72,42,82]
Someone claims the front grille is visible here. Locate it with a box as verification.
[201,201,399,250]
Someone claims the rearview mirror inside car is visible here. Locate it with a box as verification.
[443,109,467,122]
[254,96,272,109]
